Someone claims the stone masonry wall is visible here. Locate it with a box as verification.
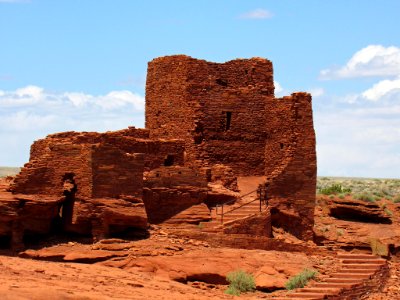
[29,128,184,171]
[264,93,317,240]
[92,144,144,199]
[11,127,185,198]
[143,166,209,224]
[11,142,93,198]
[146,55,274,176]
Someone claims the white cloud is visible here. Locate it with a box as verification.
[315,81,400,178]
[15,85,43,99]
[0,85,145,111]
[0,111,56,131]
[63,92,93,107]
[0,85,145,166]
[239,9,273,20]
[309,87,325,97]
[274,81,283,95]
[362,76,400,101]
[97,90,145,110]
[320,45,400,79]
[316,105,400,178]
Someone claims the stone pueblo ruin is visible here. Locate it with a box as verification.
[0,55,398,299]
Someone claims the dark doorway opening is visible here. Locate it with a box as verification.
[225,111,232,131]
[60,173,77,231]
[164,155,175,166]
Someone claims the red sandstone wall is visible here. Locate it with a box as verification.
[143,166,209,224]
[264,93,316,240]
[146,55,274,176]
[12,127,184,199]
[92,145,144,199]
[13,127,185,198]
[11,142,93,198]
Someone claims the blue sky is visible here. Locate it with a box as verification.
[0,0,399,178]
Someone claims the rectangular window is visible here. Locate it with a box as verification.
[225,111,232,131]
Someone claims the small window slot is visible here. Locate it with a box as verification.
[225,112,232,131]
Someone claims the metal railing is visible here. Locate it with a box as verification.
[215,188,267,224]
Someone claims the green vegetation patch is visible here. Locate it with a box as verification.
[318,183,351,195]
[317,177,400,203]
[225,269,256,296]
[354,193,375,202]
[285,268,318,290]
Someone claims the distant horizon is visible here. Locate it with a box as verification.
[1,1,399,178]
[0,166,399,180]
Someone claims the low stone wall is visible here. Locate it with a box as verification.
[167,230,327,255]
[223,210,271,237]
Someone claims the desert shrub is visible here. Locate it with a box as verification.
[393,195,400,203]
[369,238,389,256]
[354,193,375,202]
[225,269,255,296]
[285,269,317,290]
[319,184,351,195]
[337,229,344,236]
[384,208,393,216]
[338,194,345,199]
[373,195,381,202]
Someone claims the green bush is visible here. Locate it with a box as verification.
[369,238,389,256]
[354,193,375,202]
[285,269,317,290]
[393,195,400,203]
[225,269,256,296]
[319,184,351,195]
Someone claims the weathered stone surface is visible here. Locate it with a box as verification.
[146,55,316,240]
[143,166,210,224]
[119,248,312,290]
[328,197,392,224]
[223,210,271,236]
[0,191,62,250]
[146,55,274,176]
[264,92,316,241]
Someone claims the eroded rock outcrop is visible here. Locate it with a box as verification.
[328,197,392,224]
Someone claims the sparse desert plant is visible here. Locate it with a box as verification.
[336,229,344,236]
[373,195,381,202]
[320,225,330,233]
[354,193,375,202]
[225,269,256,296]
[338,194,345,199]
[285,269,318,290]
[393,195,400,203]
[319,184,351,195]
[384,208,393,216]
[369,238,389,256]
